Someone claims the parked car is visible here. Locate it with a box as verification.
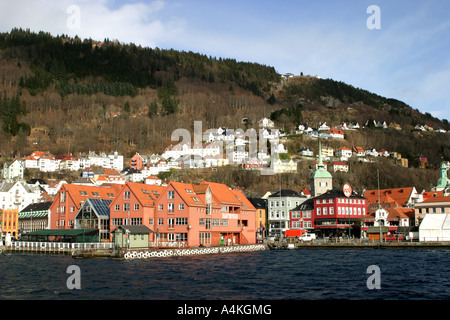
[299,233,316,241]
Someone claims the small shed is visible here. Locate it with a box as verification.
[419,214,450,241]
[111,225,153,249]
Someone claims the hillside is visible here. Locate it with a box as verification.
[0,28,449,193]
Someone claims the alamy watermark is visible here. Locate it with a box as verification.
[367,5,381,30]
[366,265,381,290]
[66,5,81,30]
[66,265,81,290]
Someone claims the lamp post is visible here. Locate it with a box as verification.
[343,184,352,239]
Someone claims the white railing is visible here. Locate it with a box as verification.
[148,241,187,248]
[12,241,114,250]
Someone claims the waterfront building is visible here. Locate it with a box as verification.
[154,181,256,247]
[289,198,314,232]
[1,209,19,239]
[414,194,450,226]
[419,213,450,241]
[19,201,52,234]
[248,197,268,242]
[112,225,153,249]
[109,182,165,240]
[74,198,112,241]
[49,183,121,229]
[312,189,368,238]
[267,189,308,237]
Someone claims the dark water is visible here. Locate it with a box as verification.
[1,249,449,300]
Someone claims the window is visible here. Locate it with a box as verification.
[185,189,193,194]
[158,218,164,225]
[168,203,175,213]
[329,207,334,215]
[176,218,188,225]
[115,204,120,211]
[158,204,163,211]
[123,203,130,212]
[323,207,327,215]
[134,204,139,210]
[221,219,228,226]
[192,197,200,203]
[179,203,184,210]
[317,208,321,215]
[212,219,220,226]
[124,191,130,200]
[168,191,175,199]
[205,219,211,229]
[149,218,154,225]
[200,233,211,244]
[168,218,174,229]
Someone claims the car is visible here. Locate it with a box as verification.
[299,233,316,241]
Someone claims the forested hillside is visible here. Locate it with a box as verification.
[0,28,449,192]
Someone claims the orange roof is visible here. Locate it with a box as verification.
[104,168,120,176]
[126,182,166,206]
[231,189,256,210]
[200,181,242,205]
[421,195,450,204]
[364,187,415,207]
[58,184,120,209]
[422,191,444,200]
[167,181,207,207]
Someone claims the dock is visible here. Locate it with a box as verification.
[266,240,450,250]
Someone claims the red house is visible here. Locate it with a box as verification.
[154,181,256,247]
[312,189,368,237]
[109,181,166,241]
[50,183,121,229]
[130,153,144,170]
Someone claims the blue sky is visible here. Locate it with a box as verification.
[1,0,450,121]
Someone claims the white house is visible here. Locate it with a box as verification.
[2,160,24,180]
[258,117,274,129]
[298,147,313,157]
[365,148,379,157]
[0,179,42,211]
[334,147,352,159]
[329,161,349,173]
[318,122,330,131]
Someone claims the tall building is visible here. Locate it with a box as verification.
[310,141,333,197]
[267,190,308,237]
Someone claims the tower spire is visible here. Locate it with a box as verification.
[318,141,324,169]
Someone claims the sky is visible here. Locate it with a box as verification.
[1,0,449,121]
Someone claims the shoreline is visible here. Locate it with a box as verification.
[2,241,450,259]
[267,241,450,250]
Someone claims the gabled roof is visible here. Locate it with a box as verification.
[363,187,416,207]
[200,181,242,205]
[125,181,166,206]
[292,198,314,211]
[268,189,302,198]
[54,184,120,210]
[421,195,450,204]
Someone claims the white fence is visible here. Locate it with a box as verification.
[11,241,114,251]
